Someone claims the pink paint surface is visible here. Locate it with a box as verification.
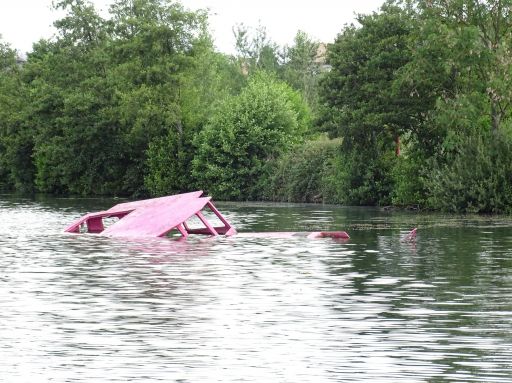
[103,196,212,238]
[64,191,350,241]
[64,191,236,238]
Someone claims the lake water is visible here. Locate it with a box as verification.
[1,195,511,382]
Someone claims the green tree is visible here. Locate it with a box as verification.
[52,0,106,48]
[0,38,34,192]
[320,2,416,145]
[106,0,209,196]
[263,136,343,203]
[426,132,512,213]
[319,1,416,204]
[417,0,512,134]
[145,44,243,196]
[192,72,310,200]
[23,0,210,196]
[27,0,119,195]
[282,31,321,112]
[400,0,512,211]
[233,24,281,75]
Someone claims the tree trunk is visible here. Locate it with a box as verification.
[491,101,501,133]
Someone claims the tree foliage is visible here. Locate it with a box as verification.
[319,1,416,205]
[262,136,342,203]
[233,23,281,75]
[426,132,512,213]
[282,31,322,112]
[144,47,242,195]
[10,0,212,196]
[192,72,310,200]
[0,39,34,192]
[3,0,512,212]
[317,0,512,211]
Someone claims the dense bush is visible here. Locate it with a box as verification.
[0,42,34,192]
[144,49,244,196]
[390,145,428,208]
[336,149,397,206]
[267,137,396,206]
[192,72,310,201]
[262,137,342,203]
[144,131,189,196]
[426,133,512,214]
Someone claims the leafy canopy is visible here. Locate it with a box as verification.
[192,72,311,200]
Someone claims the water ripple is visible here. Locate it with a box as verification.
[0,197,511,382]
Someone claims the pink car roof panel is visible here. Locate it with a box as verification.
[102,196,212,238]
[105,190,203,215]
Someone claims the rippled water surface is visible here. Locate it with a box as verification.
[1,195,512,382]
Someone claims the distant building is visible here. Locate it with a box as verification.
[315,43,331,72]
[16,56,26,67]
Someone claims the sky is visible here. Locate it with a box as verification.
[0,0,384,55]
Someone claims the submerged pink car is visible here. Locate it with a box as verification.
[64,191,350,240]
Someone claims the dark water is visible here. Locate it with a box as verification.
[1,195,511,382]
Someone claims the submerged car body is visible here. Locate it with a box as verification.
[64,191,350,240]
